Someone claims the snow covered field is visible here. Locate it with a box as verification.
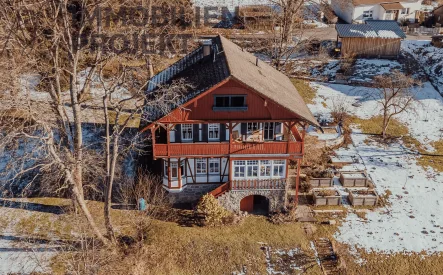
[308,81,443,253]
[402,41,443,95]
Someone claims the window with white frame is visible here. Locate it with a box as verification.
[181,124,193,140]
[208,123,220,140]
[164,161,184,179]
[401,8,409,14]
[260,160,272,177]
[247,160,259,177]
[209,159,220,174]
[164,162,179,179]
[233,160,246,178]
[196,158,207,174]
[363,10,373,19]
[273,160,285,177]
[233,160,286,179]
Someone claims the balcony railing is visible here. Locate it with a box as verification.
[153,141,302,157]
[231,178,286,190]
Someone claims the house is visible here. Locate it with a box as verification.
[238,5,274,30]
[433,4,443,26]
[336,20,406,58]
[140,35,319,214]
[331,0,422,24]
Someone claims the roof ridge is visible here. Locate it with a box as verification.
[216,35,232,77]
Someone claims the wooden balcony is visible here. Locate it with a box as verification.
[231,178,286,190]
[210,179,287,198]
[153,141,303,158]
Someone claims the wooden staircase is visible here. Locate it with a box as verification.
[209,182,231,198]
[314,239,341,275]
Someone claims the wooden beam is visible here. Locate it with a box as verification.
[295,159,301,206]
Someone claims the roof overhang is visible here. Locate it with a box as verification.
[381,2,404,10]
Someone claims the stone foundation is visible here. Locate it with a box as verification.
[217,189,287,213]
[168,183,221,204]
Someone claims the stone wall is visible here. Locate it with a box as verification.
[217,189,287,213]
[168,183,221,205]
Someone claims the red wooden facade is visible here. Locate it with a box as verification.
[143,78,307,205]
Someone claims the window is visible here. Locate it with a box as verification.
[234,160,246,178]
[213,95,247,111]
[401,8,409,14]
[247,123,262,136]
[247,160,259,177]
[196,159,207,174]
[209,159,220,174]
[273,160,285,177]
[233,160,286,179]
[363,10,373,19]
[264,122,275,140]
[208,124,220,140]
[164,161,183,179]
[260,160,271,177]
[181,161,185,177]
[181,124,193,140]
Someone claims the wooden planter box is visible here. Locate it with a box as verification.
[310,178,334,188]
[348,190,378,206]
[340,172,368,187]
[313,190,341,206]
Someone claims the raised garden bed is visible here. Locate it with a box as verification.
[310,178,334,187]
[348,190,379,206]
[313,189,341,206]
[340,171,369,187]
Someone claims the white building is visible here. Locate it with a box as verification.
[331,0,422,23]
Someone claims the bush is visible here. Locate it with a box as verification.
[196,194,232,226]
[300,181,312,193]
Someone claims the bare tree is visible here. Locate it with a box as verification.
[370,71,419,139]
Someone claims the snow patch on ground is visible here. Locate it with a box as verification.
[308,81,443,253]
[309,82,443,146]
[402,40,443,95]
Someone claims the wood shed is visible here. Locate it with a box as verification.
[335,20,406,58]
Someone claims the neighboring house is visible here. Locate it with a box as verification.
[336,20,406,58]
[331,0,422,23]
[140,35,320,214]
[434,5,443,25]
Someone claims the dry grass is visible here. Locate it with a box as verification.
[415,140,443,173]
[352,116,409,137]
[291,79,317,104]
[337,246,443,275]
[1,198,323,274]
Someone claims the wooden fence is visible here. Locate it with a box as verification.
[401,26,443,35]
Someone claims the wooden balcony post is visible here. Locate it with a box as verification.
[178,158,182,189]
[166,125,171,157]
[167,158,171,189]
[295,159,301,206]
[151,127,156,159]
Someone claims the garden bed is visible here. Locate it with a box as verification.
[310,178,334,187]
[348,189,379,206]
[313,189,342,206]
[339,171,369,187]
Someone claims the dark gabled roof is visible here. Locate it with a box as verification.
[145,35,320,127]
[336,20,406,39]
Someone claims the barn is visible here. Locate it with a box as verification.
[335,20,406,59]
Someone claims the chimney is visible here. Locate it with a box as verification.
[203,40,212,57]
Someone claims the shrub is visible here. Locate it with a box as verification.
[300,181,312,193]
[196,194,232,226]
